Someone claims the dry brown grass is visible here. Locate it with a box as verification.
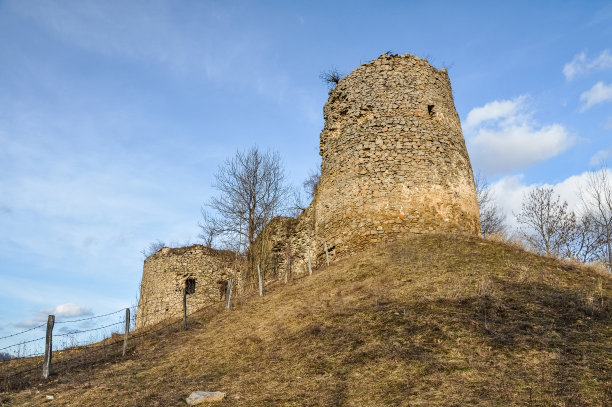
[2,234,611,406]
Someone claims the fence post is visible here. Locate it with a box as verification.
[42,315,54,379]
[257,264,263,296]
[284,258,289,284]
[226,278,233,309]
[122,308,130,356]
[183,288,188,330]
[307,247,312,276]
[324,242,330,266]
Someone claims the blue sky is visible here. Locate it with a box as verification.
[0,1,611,346]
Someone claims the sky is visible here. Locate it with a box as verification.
[0,0,611,348]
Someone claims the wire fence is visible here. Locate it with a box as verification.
[0,307,136,362]
[0,273,309,392]
[0,294,231,392]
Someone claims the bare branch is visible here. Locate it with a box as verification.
[201,146,291,255]
[474,172,506,237]
[515,187,576,257]
[319,68,343,90]
[579,165,612,271]
[140,240,166,258]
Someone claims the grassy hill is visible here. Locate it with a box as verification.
[2,234,611,406]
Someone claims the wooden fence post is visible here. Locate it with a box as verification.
[226,278,233,309]
[324,242,330,266]
[257,264,263,296]
[183,288,188,330]
[284,258,289,284]
[122,308,130,356]
[307,247,312,276]
[42,315,54,379]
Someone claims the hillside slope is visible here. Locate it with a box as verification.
[3,235,612,406]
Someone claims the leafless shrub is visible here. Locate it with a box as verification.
[140,240,166,258]
[303,168,320,200]
[477,276,494,297]
[290,167,321,216]
[319,68,343,90]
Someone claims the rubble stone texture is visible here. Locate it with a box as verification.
[137,53,481,327]
[252,53,480,275]
[135,246,239,329]
[314,53,480,261]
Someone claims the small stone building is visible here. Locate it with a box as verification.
[135,245,239,329]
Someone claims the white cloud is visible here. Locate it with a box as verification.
[590,149,612,166]
[464,96,525,128]
[563,49,612,81]
[489,169,612,230]
[464,96,573,175]
[580,82,612,111]
[16,303,92,328]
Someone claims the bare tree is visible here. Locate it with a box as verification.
[563,213,605,263]
[200,146,290,255]
[515,187,576,257]
[474,173,506,237]
[580,166,612,271]
[197,208,218,248]
[290,167,321,216]
[303,168,320,200]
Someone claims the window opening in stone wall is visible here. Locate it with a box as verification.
[428,105,435,116]
[185,278,196,294]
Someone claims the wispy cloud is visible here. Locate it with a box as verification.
[464,96,573,175]
[590,149,612,166]
[563,49,612,81]
[16,303,92,328]
[580,82,612,111]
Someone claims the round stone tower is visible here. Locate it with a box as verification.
[314,53,480,259]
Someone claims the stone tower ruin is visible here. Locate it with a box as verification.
[135,245,238,329]
[136,53,481,328]
[314,53,480,259]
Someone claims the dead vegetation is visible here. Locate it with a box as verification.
[2,234,611,406]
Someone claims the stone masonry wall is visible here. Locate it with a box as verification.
[314,53,480,261]
[251,204,316,284]
[249,53,480,285]
[136,245,239,329]
[139,52,481,312]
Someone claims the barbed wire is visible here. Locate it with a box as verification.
[0,323,46,341]
[1,295,232,389]
[54,321,124,338]
[0,336,46,352]
[54,308,125,324]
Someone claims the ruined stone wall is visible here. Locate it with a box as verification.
[136,245,239,329]
[248,53,480,285]
[314,53,480,261]
[139,53,481,307]
[251,204,316,284]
